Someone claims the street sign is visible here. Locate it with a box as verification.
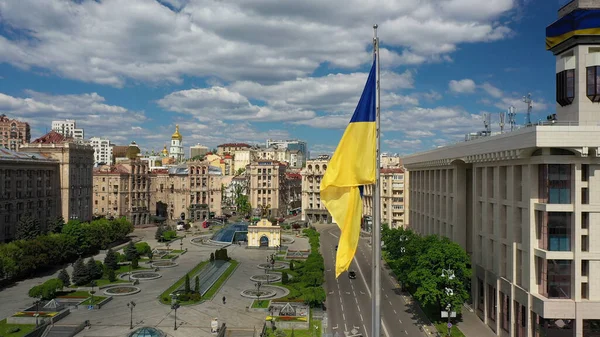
[447,323,452,328]
[88,305,93,310]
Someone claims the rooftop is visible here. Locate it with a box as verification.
[32,130,69,144]
[0,148,56,163]
[217,143,250,148]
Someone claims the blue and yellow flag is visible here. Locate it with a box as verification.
[546,9,600,50]
[320,59,377,277]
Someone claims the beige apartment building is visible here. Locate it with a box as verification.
[362,168,408,229]
[217,143,250,156]
[0,149,60,242]
[149,161,223,223]
[247,160,288,217]
[92,159,151,226]
[301,155,332,223]
[403,3,600,336]
[21,131,94,222]
[0,114,31,151]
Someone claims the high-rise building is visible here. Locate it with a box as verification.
[190,144,209,158]
[0,149,60,242]
[20,131,94,222]
[247,160,288,217]
[301,155,332,223]
[362,168,408,229]
[89,137,112,165]
[403,3,600,335]
[51,119,84,140]
[266,139,308,165]
[169,125,184,162]
[0,114,31,151]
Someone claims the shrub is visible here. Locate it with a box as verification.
[135,242,152,257]
[72,258,90,286]
[124,242,139,261]
[58,268,70,287]
[189,293,202,301]
[282,271,289,284]
[178,293,190,301]
[184,274,191,294]
[107,268,116,282]
[210,252,215,262]
[131,257,139,269]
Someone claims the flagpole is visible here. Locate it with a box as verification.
[371,24,382,337]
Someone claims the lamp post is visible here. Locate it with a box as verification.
[440,268,456,337]
[180,238,183,251]
[34,300,41,326]
[127,301,136,329]
[172,302,180,330]
[90,281,97,307]
[256,281,262,305]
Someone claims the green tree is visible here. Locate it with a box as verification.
[104,248,118,270]
[281,271,289,284]
[408,236,471,314]
[147,250,154,261]
[86,258,103,280]
[29,278,64,300]
[58,268,70,287]
[107,268,116,282]
[15,215,41,240]
[184,274,191,294]
[302,271,323,287]
[235,195,252,217]
[124,241,138,261]
[135,242,152,256]
[47,216,65,234]
[194,275,200,294]
[131,256,139,269]
[303,286,326,308]
[155,226,165,242]
[72,257,90,286]
[289,261,294,271]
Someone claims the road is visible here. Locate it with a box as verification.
[320,224,426,337]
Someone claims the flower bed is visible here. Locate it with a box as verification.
[12,312,58,318]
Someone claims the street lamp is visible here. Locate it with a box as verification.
[180,238,183,251]
[172,302,181,330]
[440,268,456,337]
[90,281,97,307]
[127,301,136,329]
[255,281,262,305]
[34,300,41,326]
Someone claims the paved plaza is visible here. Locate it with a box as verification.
[0,226,310,337]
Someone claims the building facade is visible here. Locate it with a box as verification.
[0,114,31,151]
[381,153,402,168]
[21,131,94,222]
[233,148,257,173]
[190,144,209,158]
[0,149,60,242]
[217,143,250,156]
[169,125,184,162]
[362,168,408,229]
[247,160,288,217]
[403,4,600,335]
[92,159,151,226]
[52,119,84,140]
[89,137,113,165]
[266,139,308,165]
[247,218,281,248]
[301,155,332,223]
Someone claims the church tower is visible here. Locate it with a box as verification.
[547,1,600,123]
[169,125,184,162]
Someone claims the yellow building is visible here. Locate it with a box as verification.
[247,218,281,248]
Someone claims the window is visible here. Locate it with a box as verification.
[587,66,600,102]
[501,292,510,332]
[487,285,496,322]
[557,69,575,106]
[539,164,571,204]
[547,260,571,299]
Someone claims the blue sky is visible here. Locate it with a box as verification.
[0,0,568,156]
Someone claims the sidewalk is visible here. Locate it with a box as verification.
[456,306,496,337]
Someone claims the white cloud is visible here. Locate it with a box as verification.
[481,82,503,98]
[449,79,476,94]
[421,90,443,101]
[157,87,315,122]
[383,138,422,150]
[404,130,435,138]
[0,90,148,142]
[0,0,516,86]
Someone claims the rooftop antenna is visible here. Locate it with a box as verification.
[482,112,491,135]
[499,111,505,133]
[523,93,533,126]
[508,106,517,131]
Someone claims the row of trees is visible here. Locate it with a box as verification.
[381,226,472,315]
[0,217,133,281]
[284,228,326,307]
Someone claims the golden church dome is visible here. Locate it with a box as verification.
[171,125,182,141]
[161,145,169,156]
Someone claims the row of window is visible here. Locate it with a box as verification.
[556,66,600,106]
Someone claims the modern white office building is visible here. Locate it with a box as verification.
[51,119,84,140]
[89,137,112,165]
[403,2,600,336]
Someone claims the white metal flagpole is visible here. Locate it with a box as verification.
[371,24,382,337]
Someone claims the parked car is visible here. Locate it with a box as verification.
[348,271,356,279]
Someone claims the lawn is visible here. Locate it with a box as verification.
[93,278,128,287]
[171,250,184,253]
[251,300,270,308]
[201,260,239,300]
[57,290,90,298]
[79,296,108,305]
[159,260,209,305]
[263,319,321,337]
[115,264,149,275]
[161,254,176,259]
[0,319,36,337]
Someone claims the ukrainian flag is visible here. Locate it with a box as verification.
[320,59,377,278]
[546,9,600,50]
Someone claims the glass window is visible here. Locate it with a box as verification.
[583,320,600,337]
[547,260,571,299]
[586,66,600,102]
[547,212,571,251]
[539,164,571,204]
[556,69,575,106]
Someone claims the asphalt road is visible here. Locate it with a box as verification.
[320,224,427,337]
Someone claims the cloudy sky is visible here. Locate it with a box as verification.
[0,0,566,156]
